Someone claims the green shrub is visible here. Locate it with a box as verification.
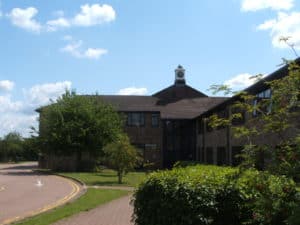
[133,165,298,225]
[173,161,200,168]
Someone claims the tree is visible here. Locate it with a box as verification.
[208,58,300,180]
[39,90,123,171]
[103,134,139,184]
[0,132,24,162]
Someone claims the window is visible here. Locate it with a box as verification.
[127,113,145,126]
[151,114,159,127]
[232,146,243,166]
[256,88,271,99]
[145,144,158,151]
[206,147,214,164]
[253,88,272,117]
[217,147,226,165]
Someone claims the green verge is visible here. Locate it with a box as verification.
[59,169,147,187]
[15,188,129,225]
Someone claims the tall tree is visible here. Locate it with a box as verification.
[39,90,123,170]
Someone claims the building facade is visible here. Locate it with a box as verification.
[196,59,300,167]
[100,65,226,168]
[38,60,300,170]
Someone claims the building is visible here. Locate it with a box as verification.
[100,65,227,168]
[196,58,300,167]
[37,60,300,170]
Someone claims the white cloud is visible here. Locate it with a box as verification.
[0,113,38,137]
[61,40,108,59]
[7,7,42,32]
[224,73,257,89]
[0,95,23,112]
[24,81,72,106]
[117,87,148,95]
[257,11,300,49]
[0,81,72,137]
[0,80,15,92]
[72,4,116,26]
[241,0,294,12]
[45,4,116,31]
[46,17,70,31]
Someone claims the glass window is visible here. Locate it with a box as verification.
[151,114,159,127]
[145,144,157,151]
[264,89,272,98]
[127,113,145,126]
[253,99,258,117]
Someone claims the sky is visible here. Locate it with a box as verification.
[0,0,300,137]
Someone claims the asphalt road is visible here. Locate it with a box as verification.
[0,162,81,225]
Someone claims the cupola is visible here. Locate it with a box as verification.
[175,65,186,86]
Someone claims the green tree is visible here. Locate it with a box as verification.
[39,90,123,171]
[0,132,24,162]
[103,134,139,184]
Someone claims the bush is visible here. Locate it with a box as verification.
[133,165,298,225]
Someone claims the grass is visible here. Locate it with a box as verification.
[59,169,147,187]
[59,169,146,187]
[16,188,129,225]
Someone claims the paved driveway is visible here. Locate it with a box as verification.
[0,162,82,225]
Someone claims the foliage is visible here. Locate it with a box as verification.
[0,132,38,162]
[39,90,123,170]
[16,188,129,225]
[208,59,300,179]
[103,134,139,183]
[133,165,298,225]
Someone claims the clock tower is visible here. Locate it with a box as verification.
[175,65,186,86]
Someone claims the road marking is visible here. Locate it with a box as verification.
[0,187,5,192]
[0,176,81,225]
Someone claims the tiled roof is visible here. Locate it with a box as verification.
[100,95,227,119]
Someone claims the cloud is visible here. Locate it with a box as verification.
[46,4,116,31]
[46,17,70,31]
[0,81,72,137]
[0,95,23,112]
[61,40,108,59]
[257,11,300,49]
[241,0,294,12]
[117,87,148,95]
[0,113,38,137]
[0,80,15,92]
[7,7,42,32]
[24,81,72,106]
[72,4,116,26]
[224,73,257,89]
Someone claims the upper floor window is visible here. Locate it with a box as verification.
[256,88,271,99]
[127,113,145,126]
[151,113,160,127]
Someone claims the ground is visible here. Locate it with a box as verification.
[0,162,82,225]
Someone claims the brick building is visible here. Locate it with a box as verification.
[196,59,300,167]
[100,65,226,167]
[38,60,299,170]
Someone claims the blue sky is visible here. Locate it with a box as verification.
[0,0,300,137]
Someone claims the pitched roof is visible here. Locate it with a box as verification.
[200,57,300,117]
[100,95,227,119]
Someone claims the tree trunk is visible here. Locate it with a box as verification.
[117,170,123,184]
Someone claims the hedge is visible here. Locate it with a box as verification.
[133,165,299,225]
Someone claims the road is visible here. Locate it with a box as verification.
[0,162,82,225]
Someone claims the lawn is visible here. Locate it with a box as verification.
[16,188,129,225]
[59,169,147,187]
